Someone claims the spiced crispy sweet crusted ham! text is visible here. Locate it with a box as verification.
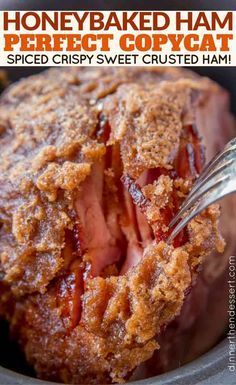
[0,67,230,384]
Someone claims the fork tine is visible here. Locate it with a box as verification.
[188,155,235,199]
[169,173,230,227]
[167,173,236,244]
[168,138,236,243]
[192,140,236,187]
[169,139,236,228]
[225,137,236,148]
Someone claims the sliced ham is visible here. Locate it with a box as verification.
[75,162,121,277]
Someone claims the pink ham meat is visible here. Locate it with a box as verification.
[59,119,207,329]
[75,163,121,277]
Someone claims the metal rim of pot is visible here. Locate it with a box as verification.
[0,339,233,385]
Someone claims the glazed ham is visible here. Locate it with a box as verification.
[0,67,232,384]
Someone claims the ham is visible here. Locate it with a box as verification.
[75,162,121,277]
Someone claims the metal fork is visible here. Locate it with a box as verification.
[167,137,236,244]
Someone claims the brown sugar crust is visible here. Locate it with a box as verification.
[0,67,226,383]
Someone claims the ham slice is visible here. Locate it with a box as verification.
[75,162,121,277]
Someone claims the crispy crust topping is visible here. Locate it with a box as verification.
[0,67,227,383]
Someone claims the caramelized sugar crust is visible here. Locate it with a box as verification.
[0,67,226,383]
